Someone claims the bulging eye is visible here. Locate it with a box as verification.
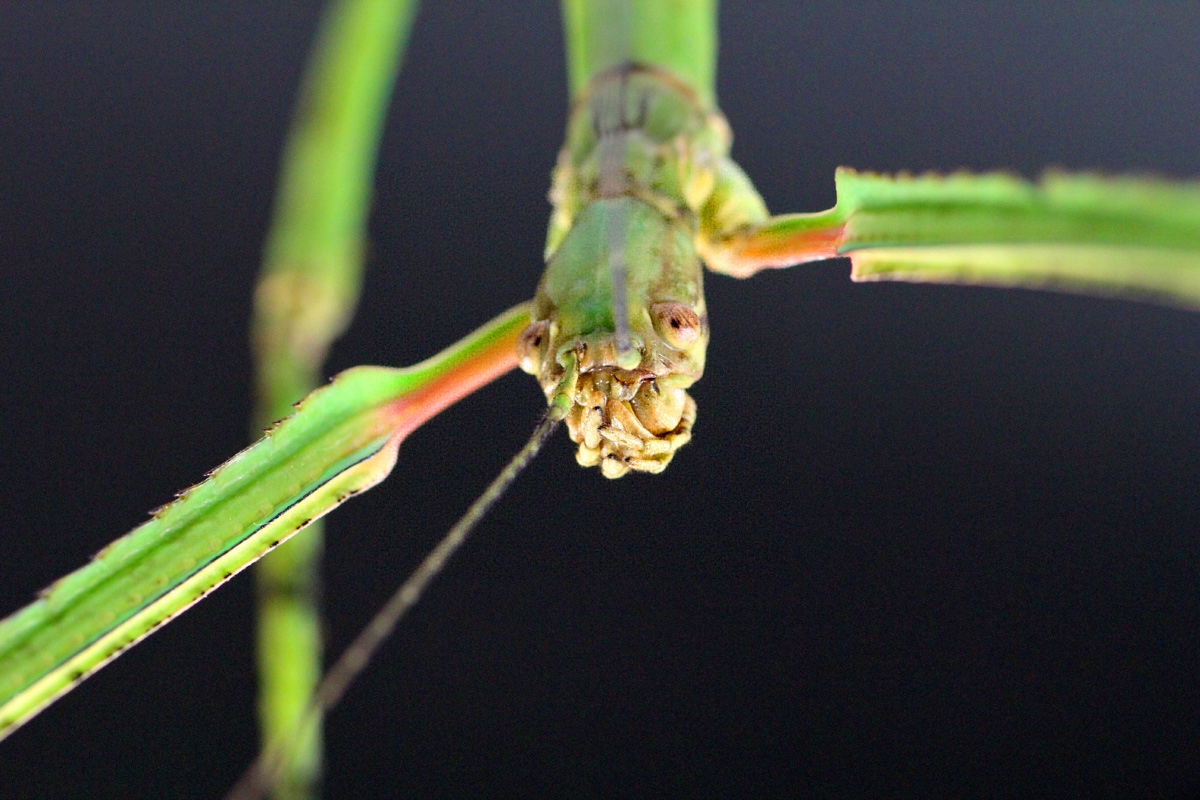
[517,320,549,374]
[650,302,702,349]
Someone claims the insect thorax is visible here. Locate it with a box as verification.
[519,64,731,478]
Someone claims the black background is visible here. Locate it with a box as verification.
[2,3,1200,798]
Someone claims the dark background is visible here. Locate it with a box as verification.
[2,3,1199,798]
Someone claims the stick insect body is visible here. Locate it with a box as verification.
[2,3,1200,796]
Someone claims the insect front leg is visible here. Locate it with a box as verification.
[697,158,849,278]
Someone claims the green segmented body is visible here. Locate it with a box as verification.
[524,1,769,477]
[523,61,722,476]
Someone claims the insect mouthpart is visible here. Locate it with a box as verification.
[565,368,696,479]
[518,322,699,478]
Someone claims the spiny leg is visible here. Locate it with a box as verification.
[701,166,1200,298]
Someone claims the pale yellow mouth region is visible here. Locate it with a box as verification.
[563,370,696,478]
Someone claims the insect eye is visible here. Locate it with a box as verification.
[517,320,549,374]
[650,302,702,349]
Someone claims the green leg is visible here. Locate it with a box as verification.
[250,0,419,796]
[254,532,324,800]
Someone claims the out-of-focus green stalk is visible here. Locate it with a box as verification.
[251,1,418,798]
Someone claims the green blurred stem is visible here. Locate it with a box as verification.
[251,1,418,798]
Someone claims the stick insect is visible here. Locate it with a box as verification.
[2,3,1200,798]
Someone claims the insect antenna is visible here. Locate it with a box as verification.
[226,359,579,800]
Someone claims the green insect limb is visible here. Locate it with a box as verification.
[250,0,418,795]
[839,170,1200,308]
[700,167,1200,309]
[0,302,528,745]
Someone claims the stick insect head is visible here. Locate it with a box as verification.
[519,197,708,478]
